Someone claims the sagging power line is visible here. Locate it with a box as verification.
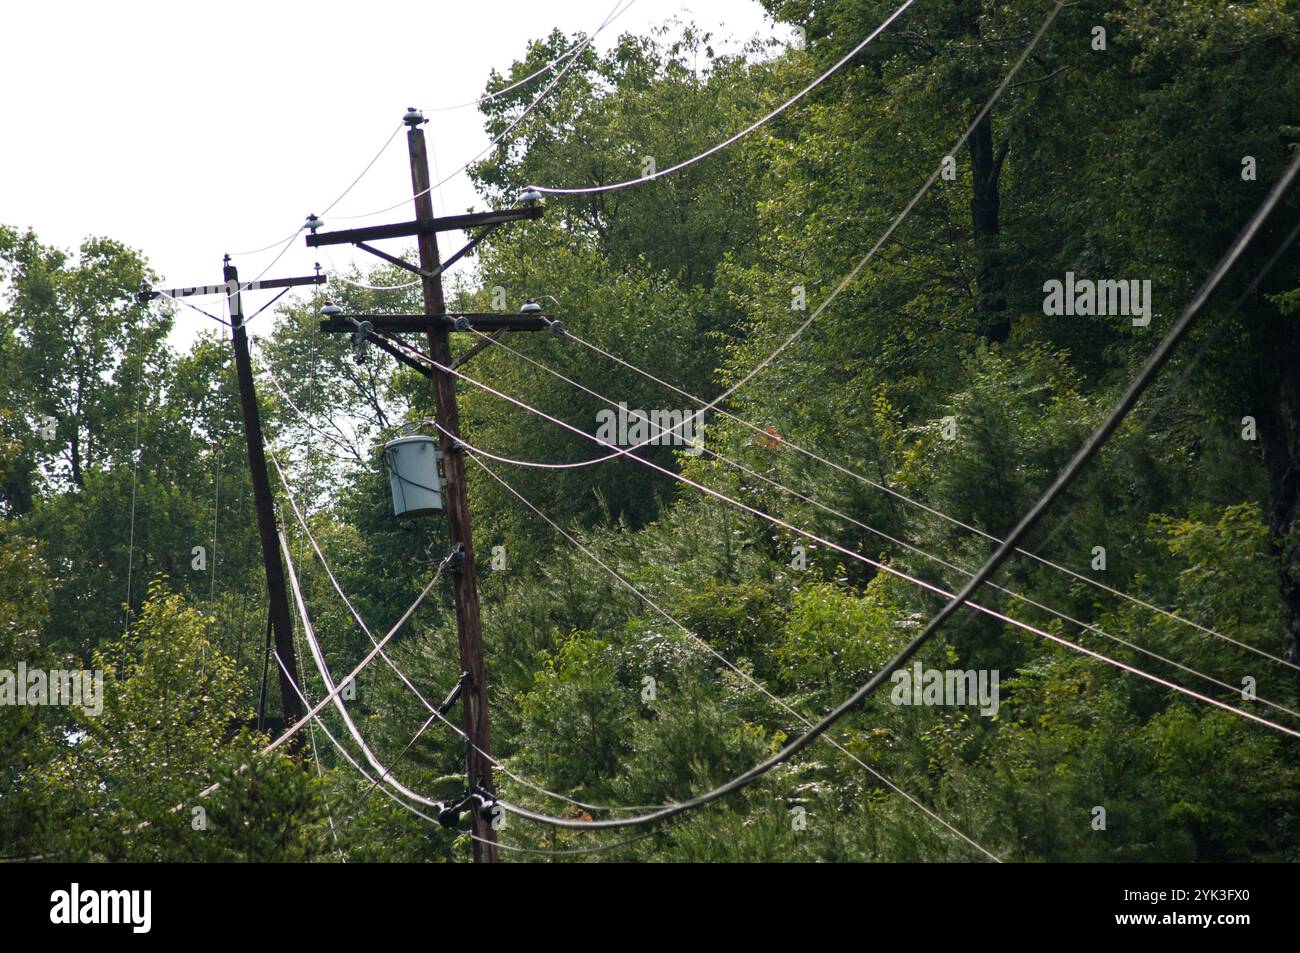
[455,324,1300,724]
[323,143,1300,834]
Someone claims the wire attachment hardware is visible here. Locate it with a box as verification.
[348,318,374,364]
[446,541,465,575]
[437,792,474,829]
[436,670,472,717]
[471,786,499,824]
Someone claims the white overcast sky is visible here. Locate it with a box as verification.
[3,0,781,348]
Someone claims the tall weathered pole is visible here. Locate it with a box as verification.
[405,113,499,861]
[225,258,306,736]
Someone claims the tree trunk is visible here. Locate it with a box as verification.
[969,116,1010,342]
[960,0,1011,343]
[1255,310,1300,704]
[69,429,84,489]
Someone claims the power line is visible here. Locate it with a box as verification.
[371,185,1300,816]
[459,327,1300,723]
[271,648,446,827]
[465,0,1067,470]
[227,124,407,258]
[547,312,1300,676]
[264,430,658,816]
[171,550,455,820]
[439,141,1300,831]
[279,420,991,855]
[467,451,1002,860]
[153,287,231,327]
[280,526,449,808]
[258,352,364,461]
[390,335,1300,748]
[153,0,1292,849]
[481,0,1299,675]
[526,0,914,196]
[122,320,145,633]
[427,39,590,114]
[330,0,637,224]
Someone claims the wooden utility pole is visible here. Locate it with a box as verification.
[225,258,306,734]
[305,108,552,862]
[407,116,498,863]
[138,266,325,739]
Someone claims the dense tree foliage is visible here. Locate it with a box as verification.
[3,0,1300,862]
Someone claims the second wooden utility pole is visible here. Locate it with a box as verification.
[406,114,498,862]
[137,265,324,741]
[225,258,307,735]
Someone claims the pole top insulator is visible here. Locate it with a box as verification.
[403,107,425,126]
[304,213,323,232]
